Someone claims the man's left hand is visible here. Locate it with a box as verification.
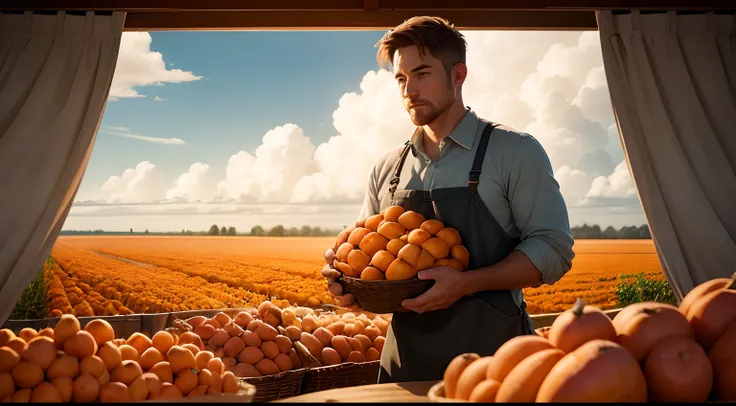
[400,266,470,314]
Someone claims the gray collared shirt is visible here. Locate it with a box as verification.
[358,108,575,297]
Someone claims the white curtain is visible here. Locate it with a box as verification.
[597,10,736,301]
[0,11,125,324]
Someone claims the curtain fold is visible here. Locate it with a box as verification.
[0,10,125,324]
[596,10,736,301]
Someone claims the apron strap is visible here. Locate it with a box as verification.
[389,140,414,201]
[469,123,498,195]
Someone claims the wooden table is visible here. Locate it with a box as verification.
[272,380,439,403]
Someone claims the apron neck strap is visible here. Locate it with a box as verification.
[469,123,497,194]
[389,140,414,200]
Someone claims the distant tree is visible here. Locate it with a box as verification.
[209,224,220,236]
[130,228,133,233]
[221,226,227,235]
[144,229,149,234]
[268,225,285,237]
[287,227,300,236]
[227,226,237,236]
[602,226,618,239]
[250,225,265,236]
[300,225,312,236]
[312,226,323,236]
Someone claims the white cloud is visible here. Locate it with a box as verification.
[555,165,592,205]
[166,163,218,202]
[115,132,187,145]
[93,31,636,212]
[217,124,317,203]
[110,32,203,100]
[100,161,166,203]
[580,160,639,206]
[153,96,168,102]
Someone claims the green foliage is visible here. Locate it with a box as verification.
[572,223,651,239]
[616,272,676,307]
[10,259,50,320]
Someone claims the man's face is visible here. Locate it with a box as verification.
[392,45,462,126]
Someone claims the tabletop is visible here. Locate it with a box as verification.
[272,380,439,403]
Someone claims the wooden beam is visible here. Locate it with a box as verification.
[122,10,599,31]
[1,0,733,11]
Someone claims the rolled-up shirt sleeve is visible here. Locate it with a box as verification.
[508,135,575,285]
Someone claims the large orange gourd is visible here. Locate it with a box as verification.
[708,322,736,401]
[536,339,647,402]
[680,272,736,350]
[547,299,616,353]
[611,301,693,363]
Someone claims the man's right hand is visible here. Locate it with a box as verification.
[322,248,361,308]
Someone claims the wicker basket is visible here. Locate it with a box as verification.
[338,275,434,314]
[240,368,308,402]
[300,360,381,394]
[427,381,466,403]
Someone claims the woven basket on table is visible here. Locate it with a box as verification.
[240,368,308,402]
[338,275,434,314]
[300,360,381,394]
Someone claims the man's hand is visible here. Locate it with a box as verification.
[322,248,359,308]
[322,217,367,311]
[400,266,469,314]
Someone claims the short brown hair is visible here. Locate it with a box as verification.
[375,16,467,73]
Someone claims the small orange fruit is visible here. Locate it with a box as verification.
[370,250,395,272]
[407,228,432,245]
[397,211,425,231]
[420,219,445,235]
[72,373,100,402]
[64,331,98,359]
[422,237,450,260]
[450,245,470,268]
[397,244,422,269]
[377,221,406,240]
[386,238,407,256]
[360,267,385,280]
[437,227,462,247]
[358,232,389,257]
[417,249,436,271]
[385,259,418,281]
[335,242,354,263]
[119,344,139,362]
[151,331,177,354]
[347,227,371,246]
[383,206,405,223]
[97,341,123,371]
[364,214,384,232]
[83,319,115,346]
[347,249,371,276]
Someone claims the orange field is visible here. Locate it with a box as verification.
[49,236,665,317]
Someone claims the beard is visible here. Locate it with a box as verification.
[408,104,443,126]
[406,90,455,126]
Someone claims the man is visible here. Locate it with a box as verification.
[321,16,575,384]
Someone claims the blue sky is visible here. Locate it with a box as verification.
[82,31,386,199]
[64,30,647,232]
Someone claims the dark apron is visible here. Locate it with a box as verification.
[377,123,535,383]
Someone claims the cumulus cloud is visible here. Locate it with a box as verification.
[217,124,318,203]
[580,161,639,206]
[110,32,203,100]
[166,163,218,202]
[94,30,637,211]
[153,96,168,102]
[100,161,166,203]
